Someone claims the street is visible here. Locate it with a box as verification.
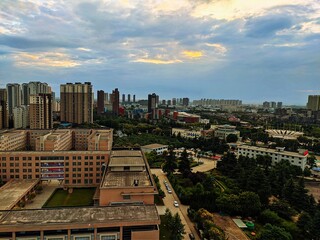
[152,154,220,240]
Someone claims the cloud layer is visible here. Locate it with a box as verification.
[0,0,319,104]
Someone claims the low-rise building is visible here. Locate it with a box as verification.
[237,145,307,170]
[172,128,202,139]
[212,125,240,140]
[141,144,168,155]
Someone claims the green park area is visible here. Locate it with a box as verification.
[43,188,95,208]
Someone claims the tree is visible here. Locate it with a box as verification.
[178,149,191,176]
[311,210,320,240]
[259,223,292,240]
[163,149,177,174]
[226,134,238,143]
[238,191,262,217]
[170,213,185,240]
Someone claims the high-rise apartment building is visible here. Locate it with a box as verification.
[122,93,125,102]
[182,97,189,106]
[133,94,136,103]
[128,94,131,102]
[111,88,120,116]
[307,95,320,111]
[21,81,51,105]
[29,94,52,129]
[60,82,93,124]
[13,105,29,128]
[97,90,105,115]
[0,88,9,129]
[6,83,21,115]
[148,93,159,119]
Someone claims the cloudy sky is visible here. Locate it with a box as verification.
[0,0,319,104]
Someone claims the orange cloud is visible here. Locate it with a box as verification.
[13,52,80,68]
[182,50,203,58]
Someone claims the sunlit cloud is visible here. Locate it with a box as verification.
[182,50,203,58]
[263,43,306,48]
[133,58,182,64]
[205,43,228,54]
[191,0,316,20]
[77,47,91,52]
[13,51,81,68]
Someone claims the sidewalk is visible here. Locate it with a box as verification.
[25,181,60,209]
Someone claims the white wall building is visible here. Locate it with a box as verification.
[172,128,202,139]
[141,144,168,155]
[237,145,307,170]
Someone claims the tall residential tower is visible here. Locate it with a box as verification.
[60,82,93,124]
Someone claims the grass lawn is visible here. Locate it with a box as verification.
[159,215,172,240]
[43,188,95,208]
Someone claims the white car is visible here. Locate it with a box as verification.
[173,200,179,207]
[168,189,172,194]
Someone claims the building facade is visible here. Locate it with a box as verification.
[0,89,9,129]
[29,94,52,129]
[6,83,21,115]
[13,106,29,129]
[60,82,93,124]
[237,145,307,170]
[307,95,320,111]
[97,90,105,115]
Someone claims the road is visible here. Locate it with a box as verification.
[192,157,218,173]
[152,168,199,240]
[152,156,219,240]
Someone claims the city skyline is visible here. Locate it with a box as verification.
[0,1,320,104]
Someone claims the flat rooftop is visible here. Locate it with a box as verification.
[238,145,306,158]
[102,150,153,188]
[111,150,142,157]
[142,144,168,149]
[102,172,152,187]
[0,179,39,210]
[109,157,145,167]
[0,205,159,227]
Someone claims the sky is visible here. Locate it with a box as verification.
[0,0,320,105]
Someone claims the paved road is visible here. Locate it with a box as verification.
[152,168,199,240]
[192,157,218,173]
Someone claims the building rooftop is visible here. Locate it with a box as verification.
[109,157,145,167]
[0,205,159,228]
[238,145,306,158]
[141,144,168,149]
[111,150,142,157]
[102,149,153,188]
[102,172,152,187]
[0,179,40,210]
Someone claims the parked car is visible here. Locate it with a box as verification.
[189,233,195,240]
[168,189,172,194]
[173,200,179,207]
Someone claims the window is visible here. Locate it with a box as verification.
[124,166,130,171]
[123,195,131,200]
